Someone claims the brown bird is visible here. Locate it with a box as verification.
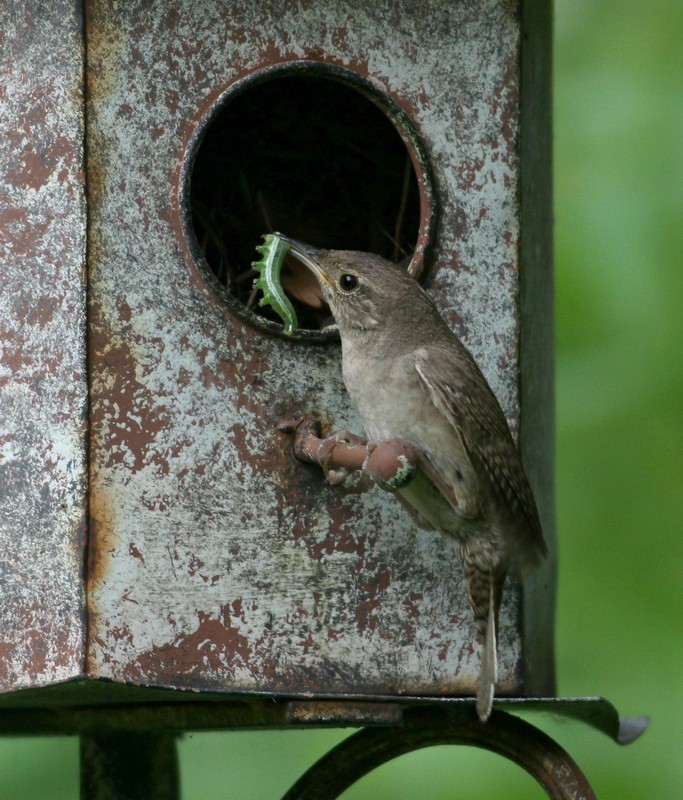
[284,240,548,721]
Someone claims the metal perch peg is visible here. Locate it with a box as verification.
[277,415,421,491]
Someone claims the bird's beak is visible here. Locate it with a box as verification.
[279,236,334,290]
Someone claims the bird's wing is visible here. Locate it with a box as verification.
[414,345,547,574]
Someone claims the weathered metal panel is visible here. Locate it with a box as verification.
[0,1,87,691]
[86,0,552,696]
[519,0,556,696]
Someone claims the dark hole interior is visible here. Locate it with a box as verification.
[189,74,421,332]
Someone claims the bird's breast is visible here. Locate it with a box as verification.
[342,347,456,455]
[341,348,426,441]
[341,343,481,519]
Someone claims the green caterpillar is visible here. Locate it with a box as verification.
[251,233,298,334]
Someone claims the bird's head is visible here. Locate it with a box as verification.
[282,238,430,334]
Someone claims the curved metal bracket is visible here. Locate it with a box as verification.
[282,706,598,800]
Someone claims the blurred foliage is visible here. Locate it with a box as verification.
[550,1,683,797]
[1,1,681,797]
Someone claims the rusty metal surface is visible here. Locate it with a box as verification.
[286,700,403,726]
[0,1,87,692]
[85,0,553,697]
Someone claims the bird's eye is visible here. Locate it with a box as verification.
[339,273,359,292]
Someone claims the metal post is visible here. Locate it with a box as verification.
[80,731,179,800]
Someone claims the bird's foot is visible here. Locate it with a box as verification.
[276,414,371,490]
[317,429,373,488]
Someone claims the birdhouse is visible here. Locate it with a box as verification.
[2,0,554,710]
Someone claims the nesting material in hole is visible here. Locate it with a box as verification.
[189,71,426,334]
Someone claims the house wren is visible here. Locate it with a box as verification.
[283,239,548,721]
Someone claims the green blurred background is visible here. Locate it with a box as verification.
[1,1,681,796]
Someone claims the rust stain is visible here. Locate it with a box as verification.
[121,606,259,687]
[129,542,145,563]
[87,482,118,609]
[287,699,403,725]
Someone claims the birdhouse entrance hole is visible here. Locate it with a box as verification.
[184,64,435,338]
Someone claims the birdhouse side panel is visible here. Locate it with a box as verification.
[0,0,87,693]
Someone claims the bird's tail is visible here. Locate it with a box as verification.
[476,580,498,722]
[461,549,504,722]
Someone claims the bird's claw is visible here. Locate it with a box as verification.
[277,414,421,495]
[276,413,368,490]
[316,431,372,491]
[274,417,304,434]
